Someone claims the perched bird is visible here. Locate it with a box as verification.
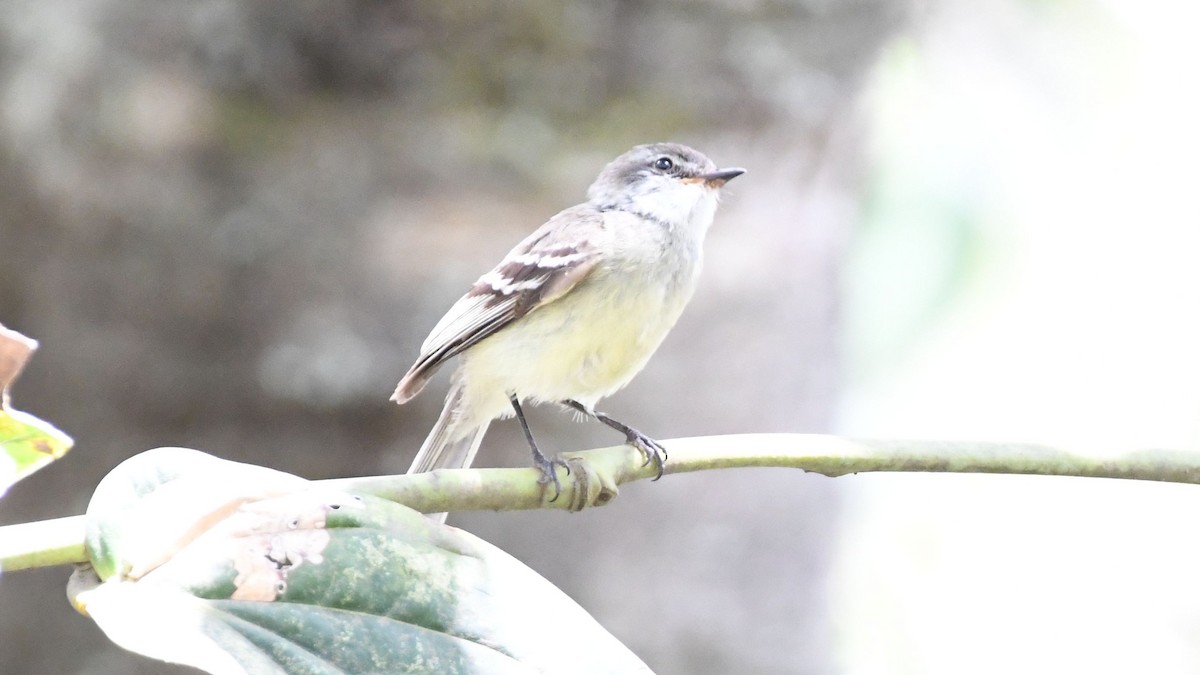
[393,142,744,498]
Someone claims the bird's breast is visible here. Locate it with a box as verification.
[458,259,699,406]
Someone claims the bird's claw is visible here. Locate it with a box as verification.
[627,432,667,480]
[533,454,572,501]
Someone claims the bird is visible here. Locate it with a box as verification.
[392,142,744,500]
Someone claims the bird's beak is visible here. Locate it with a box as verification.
[689,167,746,188]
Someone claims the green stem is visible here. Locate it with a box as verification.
[660,434,1200,483]
[5,434,1200,571]
[327,434,1200,512]
[0,515,86,571]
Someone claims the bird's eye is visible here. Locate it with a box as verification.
[653,157,674,171]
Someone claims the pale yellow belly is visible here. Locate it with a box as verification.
[455,270,693,421]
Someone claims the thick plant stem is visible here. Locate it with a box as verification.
[0,515,86,571]
[5,434,1200,571]
[329,434,1200,513]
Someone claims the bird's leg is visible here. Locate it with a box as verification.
[509,394,570,501]
[562,400,668,480]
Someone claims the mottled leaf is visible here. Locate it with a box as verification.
[74,447,652,674]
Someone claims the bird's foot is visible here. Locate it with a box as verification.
[625,430,668,480]
[532,452,572,502]
[558,400,669,480]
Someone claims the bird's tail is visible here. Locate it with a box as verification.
[408,381,490,473]
[408,381,489,524]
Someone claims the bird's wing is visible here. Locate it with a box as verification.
[391,205,607,403]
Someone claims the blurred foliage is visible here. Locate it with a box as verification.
[0,325,72,495]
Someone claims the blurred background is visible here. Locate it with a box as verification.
[2,0,1199,673]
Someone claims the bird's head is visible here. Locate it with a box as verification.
[587,143,744,229]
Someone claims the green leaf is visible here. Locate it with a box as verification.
[75,447,652,675]
[0,324,73,496]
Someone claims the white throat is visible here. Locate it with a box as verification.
[628,183,719,235]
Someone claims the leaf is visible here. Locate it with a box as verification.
[74,447,653,675]
[0,323,73,496]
